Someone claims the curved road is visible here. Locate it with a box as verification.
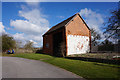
[2,57,84,78]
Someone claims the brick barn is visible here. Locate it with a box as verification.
[43,13,91,56]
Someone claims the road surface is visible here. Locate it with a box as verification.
[2,57,83,78]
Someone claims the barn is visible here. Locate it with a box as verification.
[43,13,91,56]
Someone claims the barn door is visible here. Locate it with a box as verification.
[53,32,63,57]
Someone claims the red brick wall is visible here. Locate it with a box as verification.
[66,15,90,36]
[43,34,53,55]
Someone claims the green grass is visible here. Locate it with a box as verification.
[3,53,120,79]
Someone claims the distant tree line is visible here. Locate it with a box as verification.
[98,40,114,51]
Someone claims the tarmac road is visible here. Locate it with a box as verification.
[2,57,84,78]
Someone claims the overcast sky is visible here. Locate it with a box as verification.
[0,1,119,47]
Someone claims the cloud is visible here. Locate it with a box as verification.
[29,40,37,45]
[10,19,49,35]
[12,33,26,47]
[10,3,49,47]
[24,0,40,7]
[24,0,40,2]
[57,16,65,19]
[19,9,49,28]
[79,8,104,39]
[13,33,25,41]
[11,8,49,35]
[0,22,5,35]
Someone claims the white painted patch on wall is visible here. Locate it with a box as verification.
[67,35,90,55]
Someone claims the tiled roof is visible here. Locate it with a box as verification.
[43,14,76,35]
[43,13,90,35]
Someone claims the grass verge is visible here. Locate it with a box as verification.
[3,53,120,79]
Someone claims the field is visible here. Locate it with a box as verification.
[68,53,120,60]
[2,53,120,79]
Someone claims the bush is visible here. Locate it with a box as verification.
[2,34,16,52]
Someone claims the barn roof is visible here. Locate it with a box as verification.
[43,13,90,35]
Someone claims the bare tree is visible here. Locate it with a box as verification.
[24,41,34,50]
[60,42,66,57]
[104,2,120,40]
[91,28,101,46]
